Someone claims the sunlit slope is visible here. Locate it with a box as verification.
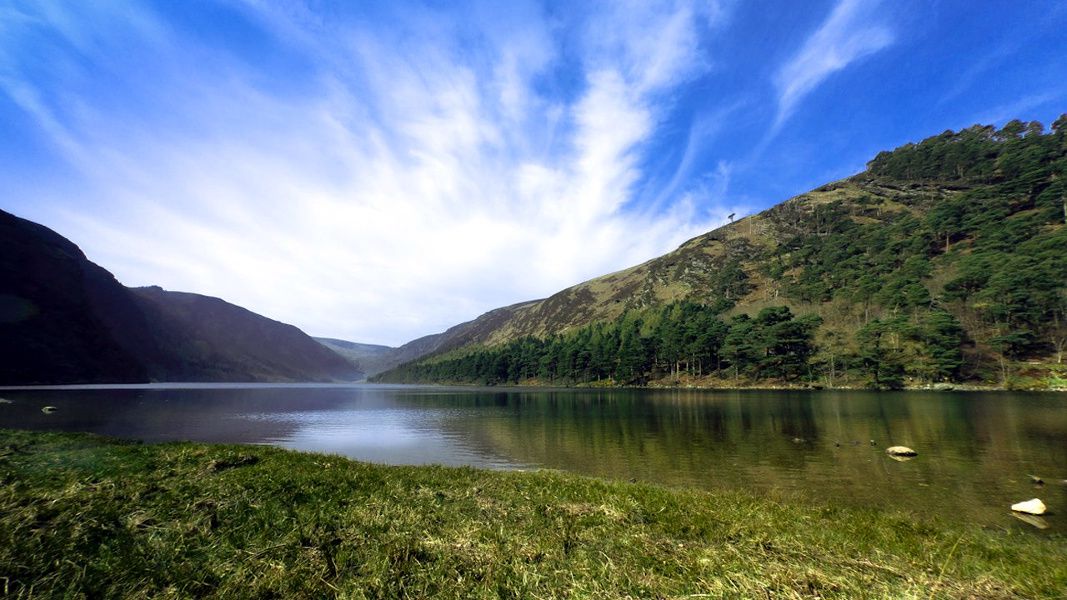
[442,177,952,345]
[384,118,1067,382]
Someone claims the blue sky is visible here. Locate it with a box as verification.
[2,0,1065,346]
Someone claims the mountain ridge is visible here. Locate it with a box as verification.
[0,209,359,385]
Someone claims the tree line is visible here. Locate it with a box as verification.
[375,301,971,389]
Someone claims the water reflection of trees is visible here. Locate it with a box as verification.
[5,386,1064,532]
[432,390,1067,532]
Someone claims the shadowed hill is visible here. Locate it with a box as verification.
[132,287,359,382]
[0,209,359,385]
[0,210,157,384]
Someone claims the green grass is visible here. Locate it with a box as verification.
[1,430,1064,598]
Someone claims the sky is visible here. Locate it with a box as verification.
[1,1,1065,346]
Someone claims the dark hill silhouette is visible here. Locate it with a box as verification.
[0,209,358,385]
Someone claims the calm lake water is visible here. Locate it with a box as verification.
[1,384,1065,534]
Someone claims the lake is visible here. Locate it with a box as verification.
[1,384,1065,534]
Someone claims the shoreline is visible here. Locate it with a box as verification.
[1,428,1064,598]
[4,377,1066,393]
[373,378,1067,393]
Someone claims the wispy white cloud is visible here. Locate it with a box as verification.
[649,99,744,212]
[0,0,732,346]
[772,0,893,131]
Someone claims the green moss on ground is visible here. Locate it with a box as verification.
[1,429,1064,598]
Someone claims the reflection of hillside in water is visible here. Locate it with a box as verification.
[431,390,1067,532]
[259,388,528,468]
[3,386,1064,532]
[0,386,529,469]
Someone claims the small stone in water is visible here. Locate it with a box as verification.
[41,406,58,414]
[885,446,917,457]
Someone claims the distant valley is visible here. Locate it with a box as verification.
[312,338,396,378]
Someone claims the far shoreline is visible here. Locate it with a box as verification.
[3,380,1066,393]
[370,378,1067,393]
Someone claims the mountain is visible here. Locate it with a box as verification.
[131,287,360,382]
[313,338,395,378]
[0,209,359,385]
[312,333,473,378]
[0,209,157,384]
[376,117,1067,389]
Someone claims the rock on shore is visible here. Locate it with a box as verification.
[1010,498,1047,515]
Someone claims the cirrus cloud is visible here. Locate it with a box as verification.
[0,0,735,345]
[772,0,894,131]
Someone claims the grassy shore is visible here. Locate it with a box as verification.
[1,430,1064,598]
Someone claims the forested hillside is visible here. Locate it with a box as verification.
[377,117,1067,389]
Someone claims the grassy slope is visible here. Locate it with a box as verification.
[391,179,940,353]
[2,430,1064,598]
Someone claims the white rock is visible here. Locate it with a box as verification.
[885,446,917,457]
[1010,498,1047,515]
